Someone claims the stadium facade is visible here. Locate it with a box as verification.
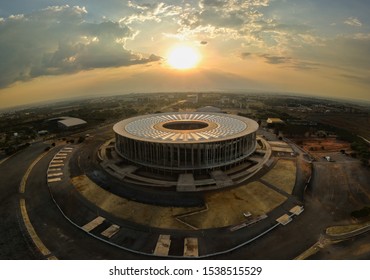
[113,112,259,173]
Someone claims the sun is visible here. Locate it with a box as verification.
[167,46,201,70]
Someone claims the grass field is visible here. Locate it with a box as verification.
[261,159,296,194]
[326,221,370,236]
[178,181,287,229]
[71,175,287,230]
[71,175,198,230]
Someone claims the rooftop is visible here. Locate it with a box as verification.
[58,117,87,127]
[114,112,259,143]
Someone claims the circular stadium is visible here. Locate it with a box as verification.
[113,112,259,173]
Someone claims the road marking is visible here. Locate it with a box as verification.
[20,199,57,259]
[19,152,48,194]
[63,147,73,150]
[48,168,62,172]
[0,155,13,166]
[0,148,26,166]
[154,235,171,256]
[57,153,68,156]
[276,214,292,225]
[290,205,304,216]
[184,237,198,257]
[61,150,72,153]
[48,178,62,183]
[51,160,64,163]
[18,148,58,259]
[53,156,67,159]
[101,224,120,238]
[47,173,63,177]
[49,163,64,167]
[82,216,105,232]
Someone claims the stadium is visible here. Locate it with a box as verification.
[113,112,259,173]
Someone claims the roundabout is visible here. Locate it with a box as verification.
[1,116,368,259]
[41,113,306,258]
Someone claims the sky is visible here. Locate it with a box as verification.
[0,0,369,109]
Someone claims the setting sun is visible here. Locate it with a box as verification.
[167,46,201,70]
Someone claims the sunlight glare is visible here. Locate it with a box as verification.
[167,46,201,70]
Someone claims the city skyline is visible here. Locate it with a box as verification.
[0,0,369,109]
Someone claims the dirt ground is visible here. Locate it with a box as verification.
[299,137,351,153]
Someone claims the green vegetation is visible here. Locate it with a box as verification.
[261,159,296,194]
[351,141,370,165]
[326,221,370,236]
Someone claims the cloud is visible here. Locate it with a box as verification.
[344,17,362,27]
[291,34,370,72]
[124,0,271,42]
[0,5,161,88]
[123,2,182,24]
[291,61,320,71]
[240,52,252,59]
[340,74,370,85]
[260,54,291,64]
[241,51,319,71]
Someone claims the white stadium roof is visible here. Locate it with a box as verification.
[113,112,258,144]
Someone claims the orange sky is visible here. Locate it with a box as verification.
[0,1,369,109]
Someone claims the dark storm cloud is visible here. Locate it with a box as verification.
[0,5,161,88]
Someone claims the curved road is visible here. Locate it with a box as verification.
[1,131,370,259]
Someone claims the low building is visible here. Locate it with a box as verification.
[196,106,222,113]
[57,117,87,130]
[266,118,285,125]
[267,118,285,127]
[38,130,49,135]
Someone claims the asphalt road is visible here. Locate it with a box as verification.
[1,128,370,259]
[0,143,47,259]
[24,145,146,260]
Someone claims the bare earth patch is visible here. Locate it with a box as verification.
[299,137,351,154]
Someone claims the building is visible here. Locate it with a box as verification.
[113,112,258,173]
[38,130,49,135]
[196,106,222,113]
[266,118,285,125]
[57,117,87,130]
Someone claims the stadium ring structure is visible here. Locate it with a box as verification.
[113,112,259,173]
